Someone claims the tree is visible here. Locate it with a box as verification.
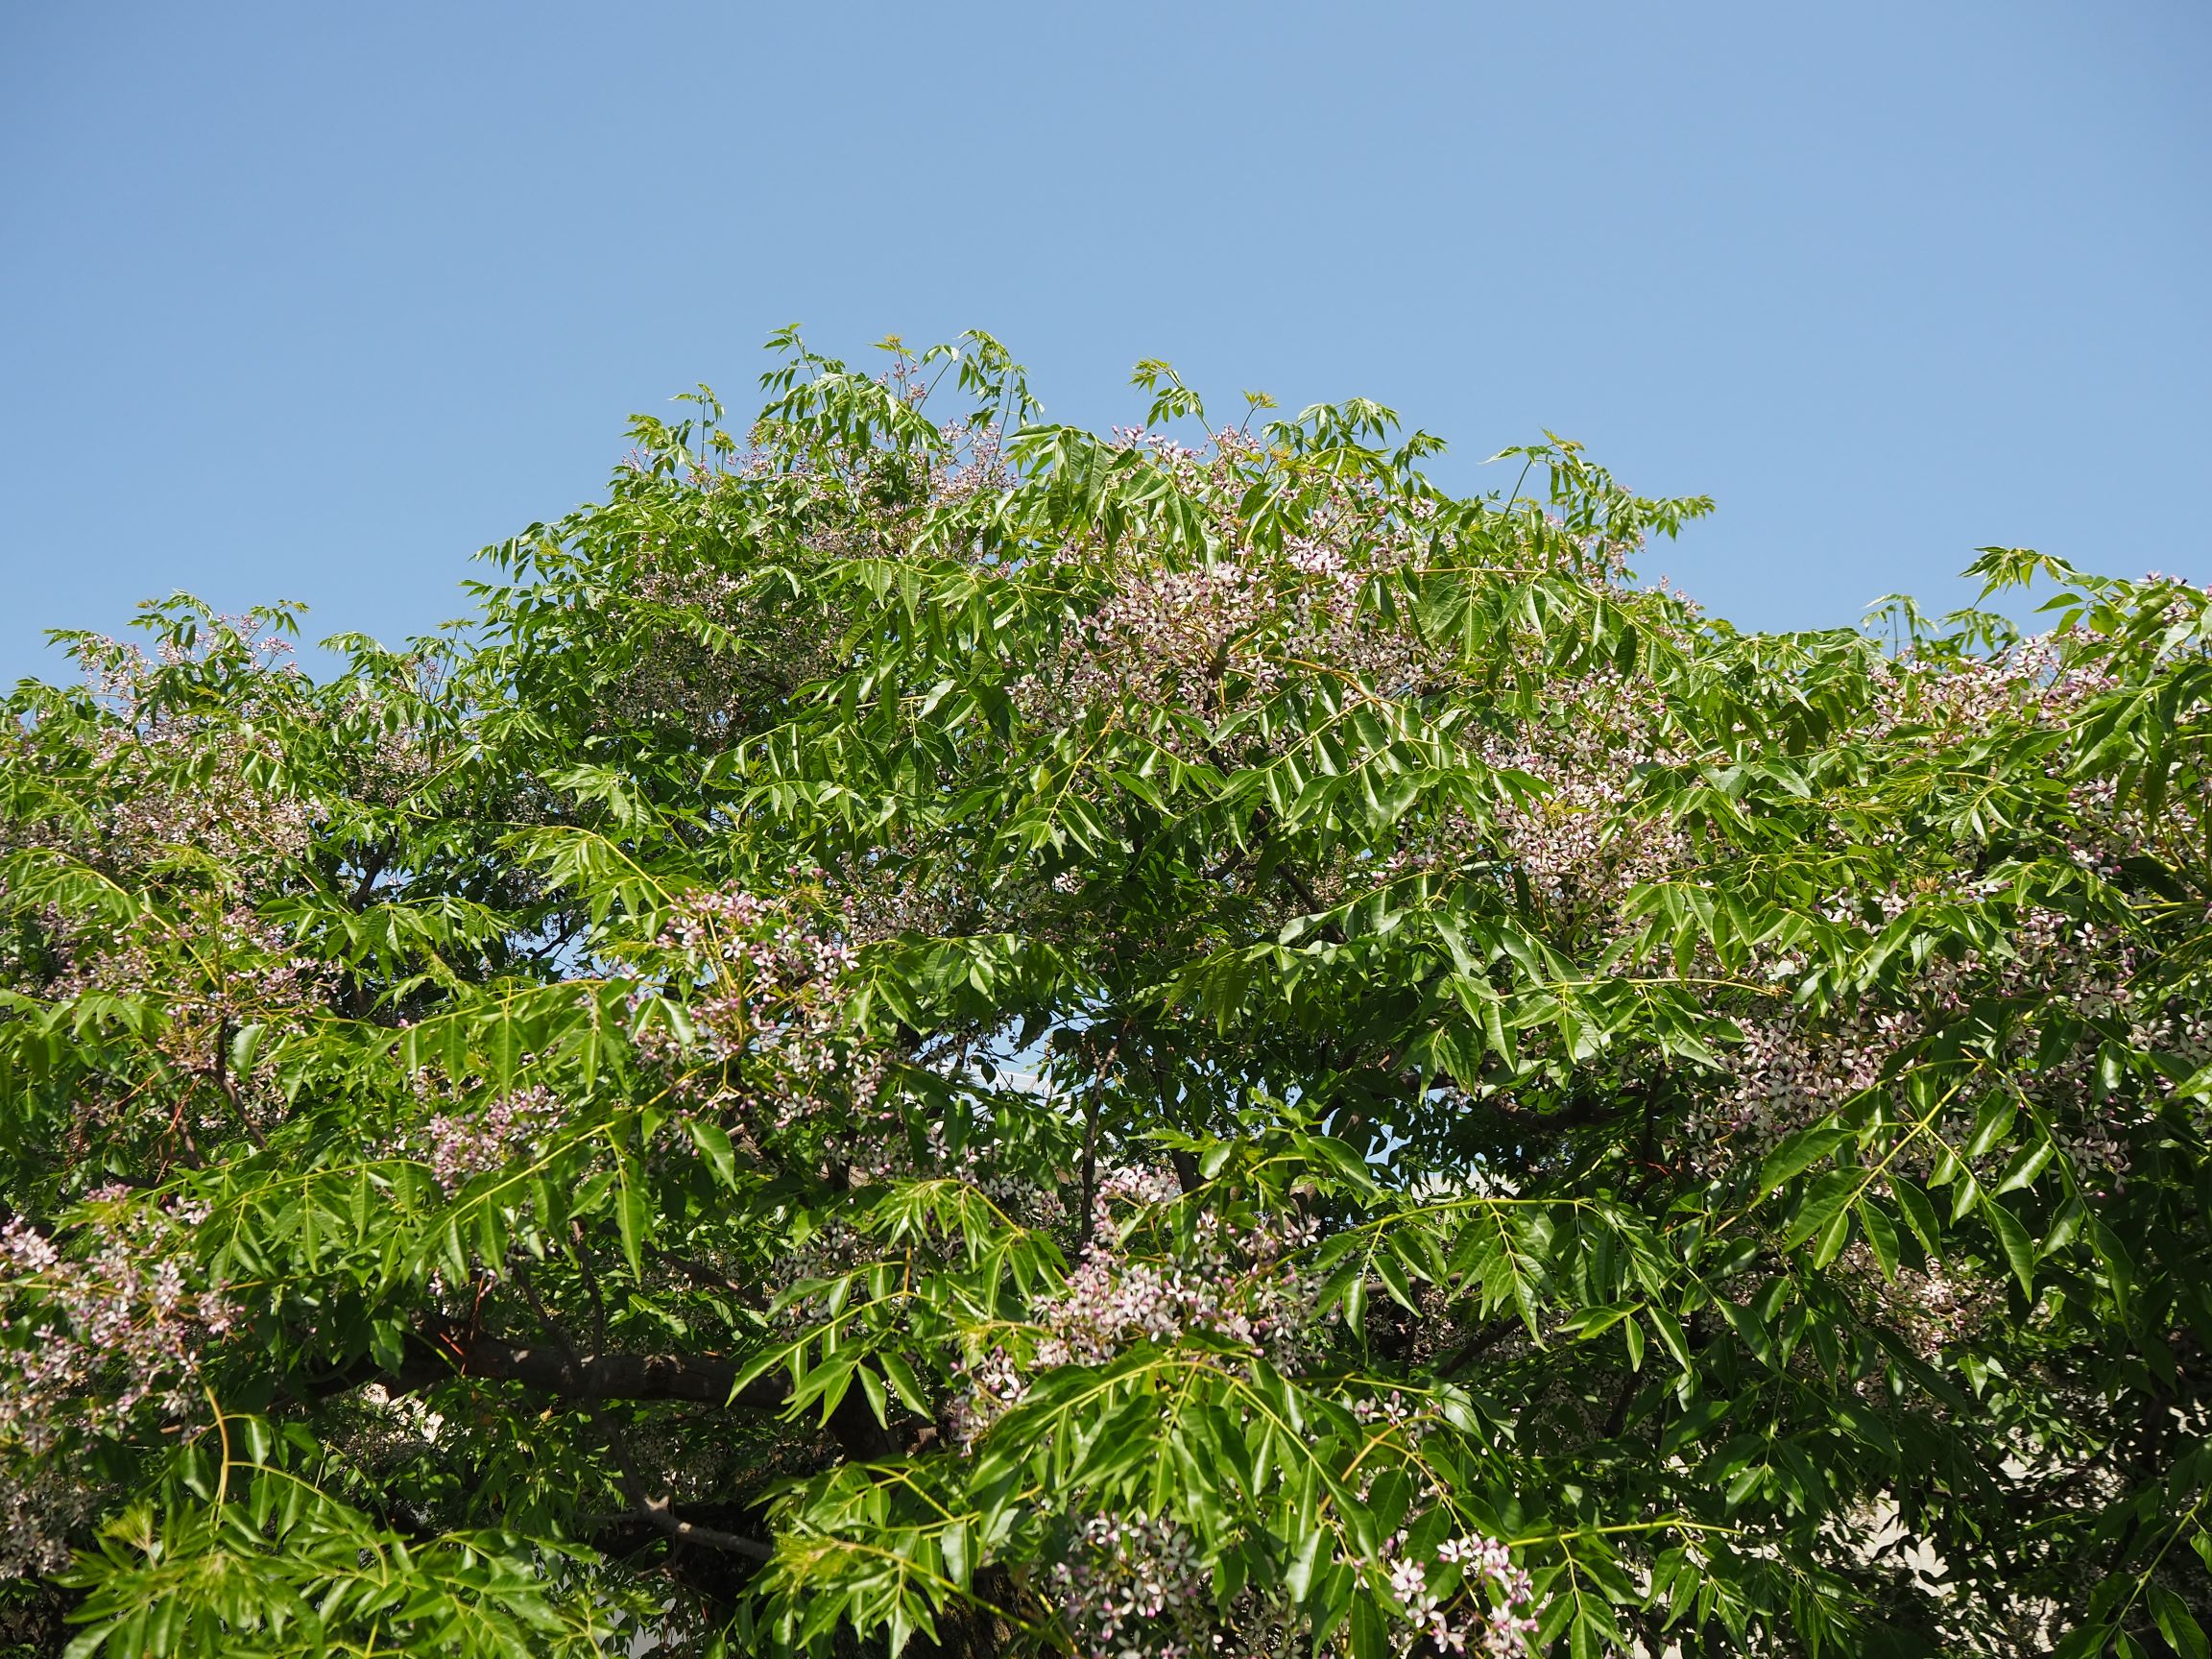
[1,331,2207,1659]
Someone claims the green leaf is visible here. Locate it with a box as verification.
[1858,1200,1901,1281]
[1782,1167,1861,1251]
[878,1350,932,1416]
[616,1172,649,1278]
[857,1362,888,1427]
[1964,1096,2016,1160]
[1758,1122,1848,1193]
[1284,1526,1325,1604]
[1813,1202,1856,1268]
[1993,1139,2054,1196]
[685,1119,740,1189]
[1349,1593,1389,1659]
[1986,1201,2036,1297]
[1646,1303,1693,1375]
[1659,1394,1729,1456]
[1890,1176,1941,1256]
[2153,1585,2210,1659]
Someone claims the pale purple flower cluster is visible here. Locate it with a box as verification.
[1284,537,1365,612]
[37,902,335,1142]
[1476,673,1694,918]
[1693,1009,1898,1166]
[421,1083,565,1190]
[945,1345,1028,1451]
[638,889,860,1120]
[1025,1168,1319,1376]
[1683,860,2176,1203]
[1351,1387,1422,1429]
[0,1208,236,1443]
[1419,1532,1543,1654]
[949,1171,1320,1446]
[0,1202,238,1576]
[1045,1510,1543,1659]
[1049,1512,1212,1659]
[1091,1166,1184,1229]
[1009,432,1458,757]
[1870,629,2121,744]
[56,616,317,875]
[0,1459,94,1577]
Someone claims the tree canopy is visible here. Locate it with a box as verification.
[3,332,2209,1659]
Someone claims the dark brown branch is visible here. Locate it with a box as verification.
[655,1247,766,1309]
[570,1224,611,1350]
[1169,1148,1203,1195]
[1473,1093,1624,1138]
[1437,1317,1521,1378]
[302,1321,788,1410]
[308,1316,903,1464]
[508,1262,779,1566]
[426,1329,790,1407]
[211,1019,269,1151]
[348,845,391,911]
[632,1494,773,1561]
[1078,1028,1126,1230]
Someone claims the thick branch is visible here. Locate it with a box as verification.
[434,1330,784,1405]
[507,1264,783,1567]
[632,1494,774,1561]
[305,1322,787,1410]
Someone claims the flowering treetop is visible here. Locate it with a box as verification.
[0,331,2206,1658]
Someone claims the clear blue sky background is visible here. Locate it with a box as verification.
[3,3,2206,682]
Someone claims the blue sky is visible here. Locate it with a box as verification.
[3,3,2206,681]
